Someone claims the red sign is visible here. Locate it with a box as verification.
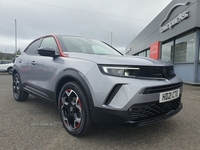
[150,41,160,60]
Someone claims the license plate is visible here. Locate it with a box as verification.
[159,89,180,103]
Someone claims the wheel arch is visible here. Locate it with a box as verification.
[6,66,13,72]
[55,69,94,107]
[7,66,13,71]
[12,68,18,78]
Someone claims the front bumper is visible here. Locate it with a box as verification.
[90,98,182,126]
[85,65,183,125]
[85,65,183,110]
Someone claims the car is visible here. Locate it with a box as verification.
[12,35,183,137]
[0,60,13,75]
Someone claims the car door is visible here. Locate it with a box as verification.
[17,38,42,86]
[30,36,59,100]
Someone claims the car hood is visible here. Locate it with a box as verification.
[65,52,171,66]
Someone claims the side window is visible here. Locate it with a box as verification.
[25,39,42,55]
[40,37,58,52]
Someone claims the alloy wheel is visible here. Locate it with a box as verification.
[60,89,82,130]
[13,75,20,99]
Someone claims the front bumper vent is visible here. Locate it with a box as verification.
[129,98,181,121]
[142,82,183,94]
[104,84,122,105]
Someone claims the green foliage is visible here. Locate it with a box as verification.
[0,52,3,59]
[14,49,21,57]
[0,48,21,60]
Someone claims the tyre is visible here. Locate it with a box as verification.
[13,73,29,101]
[7,67,13,75]
[58,81,92,137]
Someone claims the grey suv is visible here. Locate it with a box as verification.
[12,35,183,136]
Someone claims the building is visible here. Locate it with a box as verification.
[126,0,200,85]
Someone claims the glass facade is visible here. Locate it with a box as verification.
[138,51,146,57]
[161,32,195,63]
[146,50,150,57]
[161,41,173,62]
[136,49,150,57]
[174,32,195,63]
[138,32,196,63]
[199,36,200,61]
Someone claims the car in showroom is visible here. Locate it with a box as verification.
[12,35,183,136]
[0,60,13,74]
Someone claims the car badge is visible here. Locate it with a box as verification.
[162,68,168,78]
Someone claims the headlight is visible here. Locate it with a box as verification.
[99,66,140,77]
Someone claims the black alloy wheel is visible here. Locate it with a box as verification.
[13,73,29,101]
[58,81,92,137]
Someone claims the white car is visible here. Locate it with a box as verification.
[0,60,13,74]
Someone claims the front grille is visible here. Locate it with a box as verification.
[129,66,175,79]
[142,82,183,94]
[129,98,181,121]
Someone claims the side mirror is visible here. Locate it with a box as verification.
[38,47,59,57]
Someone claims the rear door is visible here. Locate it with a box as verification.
[17,38,42,85]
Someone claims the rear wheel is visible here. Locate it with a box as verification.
[13,73,29,101]
[58,81,92,137]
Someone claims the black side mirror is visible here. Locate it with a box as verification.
[38,47,59,57]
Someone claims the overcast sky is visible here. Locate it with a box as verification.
[0,0,172,54]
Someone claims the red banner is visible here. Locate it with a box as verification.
[150,41,160,60]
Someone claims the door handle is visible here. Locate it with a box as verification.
[18,59,22,63]
[31,61,36,65]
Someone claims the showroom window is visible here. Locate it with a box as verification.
[174,32,195,63]
[199,36,200,61]
[138,51,146,57]
[161,41,173,62]
[146,50,150,57]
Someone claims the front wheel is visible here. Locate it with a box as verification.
[58,81,92,137]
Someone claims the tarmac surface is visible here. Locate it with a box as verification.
[0,73,200,150]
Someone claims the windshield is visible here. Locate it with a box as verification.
[60,36,122,56]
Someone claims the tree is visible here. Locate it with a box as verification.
[5,55,10,60]
[0,52,3,59]
[14,49,21,57]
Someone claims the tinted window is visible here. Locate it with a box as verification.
[40,37,58,52]
[26,39,42,55]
